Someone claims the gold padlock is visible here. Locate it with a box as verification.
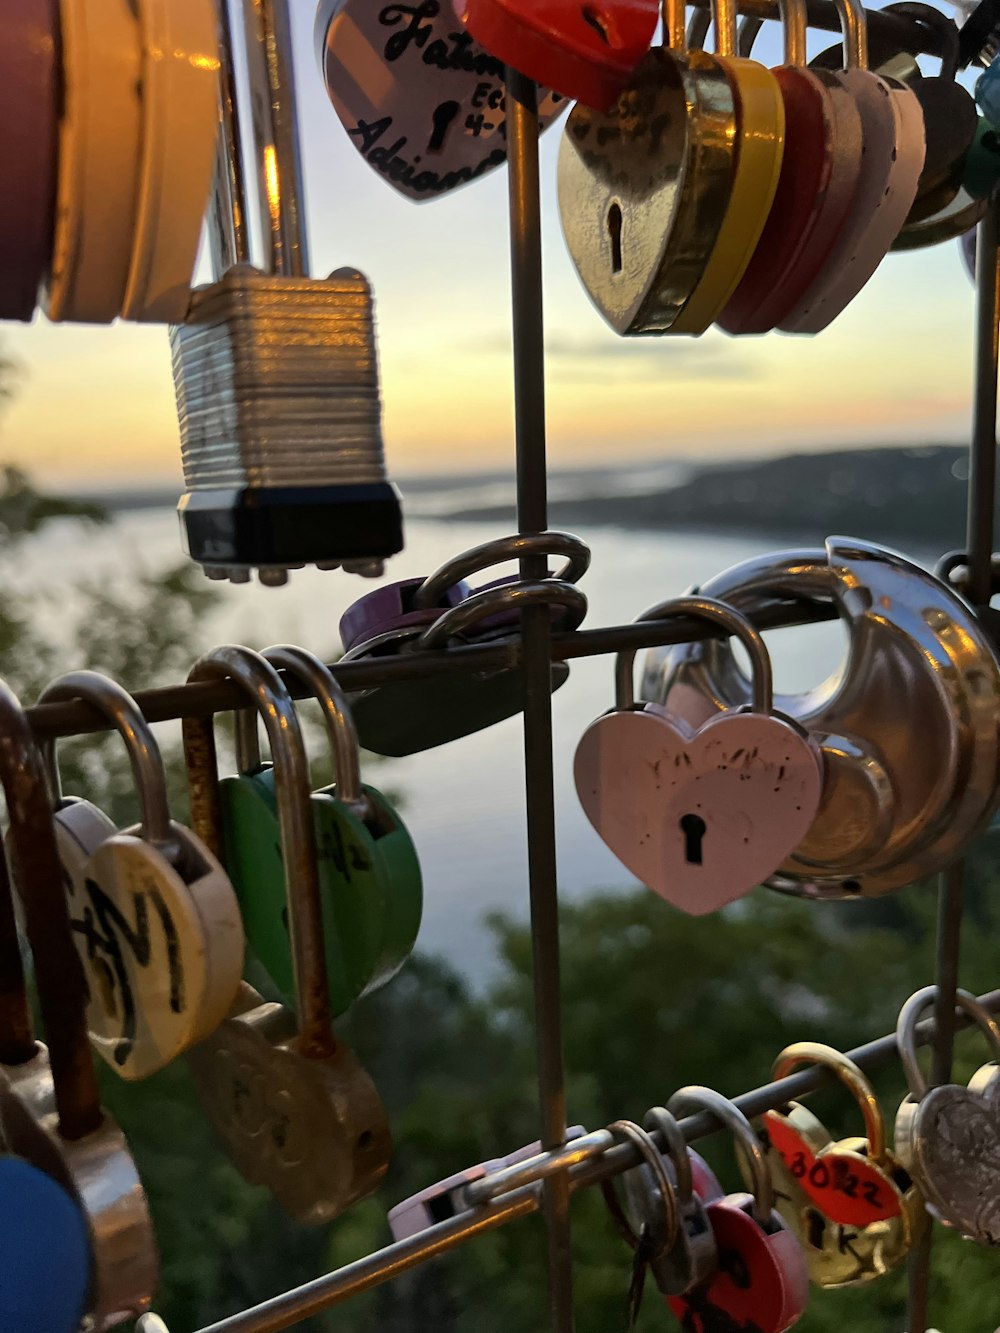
[183,645,391,1224]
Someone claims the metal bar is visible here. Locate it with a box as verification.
[23,601,837,741]
[506,66,575,1333]
[687,0,951,56]
[967,198,1000,607]
[193,988,1000,1333]
[208,0,252,277]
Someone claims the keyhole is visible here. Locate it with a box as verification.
[680,813,706,865]
[427,100,460,154]
[582,5,610,42]
[607,202,623,274]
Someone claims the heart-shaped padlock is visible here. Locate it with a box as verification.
[756,1042,925,1286]
[895,986,1000,1245]
[642,538,1000,899]
[219,644,422,1016]
[615,1107,718,1297]
[184,646,391,1224]
[37,671,244,1081]
[0,1156,92,1333]
[666,1087,810,1332]
[453,0,658,109]
[314,0,567,203]
[575,596,823,916]
[0,678,158,1327]
[343,577,587,756]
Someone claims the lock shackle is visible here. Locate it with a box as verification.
[666,0,689,53]
[771,1042,888,1163]
[255,645,371,822]
[883,2,960,78]
[619,597,773,713]
[738,15,763,56]
[418,580,588,650]
[36,671,174,849]
[686,6,711,50]
[644,1106,696,1206]
[412,532,590,613]
[668,1085,774,1223]
[711,0,738,57]
[831,0,867,69]
[896,985,1000,1100]
[739,0,807,65]
[185,646,335,1057]
[602,1118,680,1256]
[0,679,102,1140]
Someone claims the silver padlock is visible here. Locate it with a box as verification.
[641,536,1000,898]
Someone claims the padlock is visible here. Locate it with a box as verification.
[218,644,422,1015]
[575,595,823,916]
[171,263,404,585]
[610,1107,717,1297]
[0,1155,92,1333]
[641,537,1000,898]
[314,0,568,203]
[342,578,588,757]
[894,183,989,251]
[0,677,158,1326]
[388,1125,587,1239]
[557,0,737,335]
[756,1042,925,1286]
[895,986,1000,1245]
[183,646,391,1225]
[453,0,659,110]
[666,1087,810,1333]
[36,670,244,1081]
[1,0,58,322]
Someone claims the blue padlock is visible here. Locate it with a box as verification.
[0,1156,91,1333]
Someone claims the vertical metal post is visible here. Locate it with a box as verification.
[505,67,575,1333]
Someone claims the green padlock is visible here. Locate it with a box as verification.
[220,645,422,1016]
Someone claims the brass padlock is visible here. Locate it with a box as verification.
[183,645,391,1224]
[0,678,158,1327]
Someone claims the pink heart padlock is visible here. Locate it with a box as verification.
[314,0,568,203]
[574,597,823,916]
[453,0,659,110]
[667,1087,810,1333]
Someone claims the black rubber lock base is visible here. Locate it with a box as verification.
[178,484,404,568]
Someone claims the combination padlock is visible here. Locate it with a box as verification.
[0,678,158,1327]
[217,644,422,1016]
[642,537,1000,898]
[758,1042,925,1286]
[184,646,391,1225]
[314,0,568,203]
[342,577,588,757]
[37,671,244,1081]
[575,596,823,915]
[0,1155,91,1333]
[895,986,1000,1245]
[666,1087,809,1333]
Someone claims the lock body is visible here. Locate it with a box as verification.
[171,265,403,580]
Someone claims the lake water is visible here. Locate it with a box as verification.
[21,500,932,981]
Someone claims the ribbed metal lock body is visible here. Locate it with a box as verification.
[171,264,403,581]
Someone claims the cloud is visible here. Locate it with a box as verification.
[469,330,758,383]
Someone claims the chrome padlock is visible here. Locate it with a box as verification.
[895,986,1000,1244]
[341,578,588,757]
[0,678,158,1327]
[183,646,391,1225]
[37,671,244,1081]
[642,536,1000,898]
[758,1042,925,1287]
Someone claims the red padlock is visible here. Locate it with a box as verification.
[666,1087,810,1333]
[453,0,659,110]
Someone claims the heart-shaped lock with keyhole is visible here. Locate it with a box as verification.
[642,538,1000,899]
[218,645,422,1016]
[575,596,823,915]
[453,0,659,109]
[0,677,158,1327]
[314,0,567,203]
[895,986,1000,1245]
[0,1156,92,1333]
[37,671,244,1081]
[666,1087,810,1332]
[184,646,391,1225]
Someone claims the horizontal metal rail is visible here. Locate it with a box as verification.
[688,0,957,57]
[25,599,836,740]
[191,987,1000,1333]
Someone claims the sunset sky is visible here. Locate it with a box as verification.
[0,7,979,490]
